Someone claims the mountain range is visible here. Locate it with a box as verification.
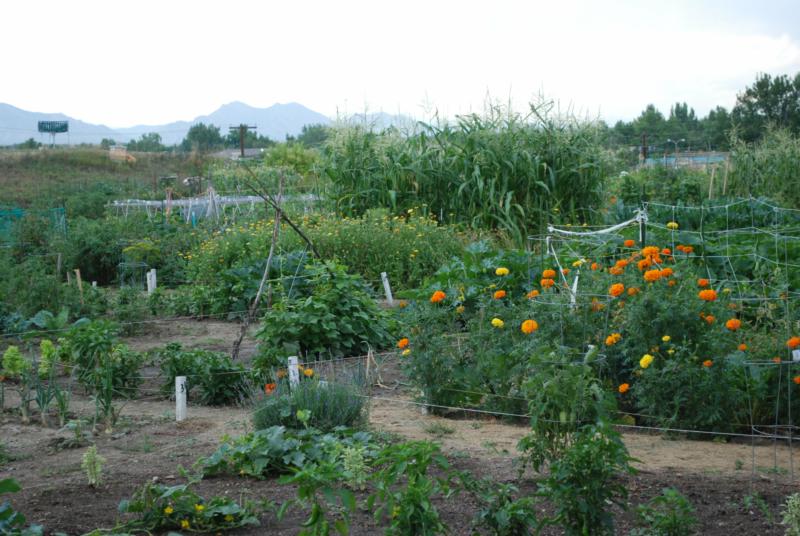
[0,101,414,146]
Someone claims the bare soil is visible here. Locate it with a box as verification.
[2,319,798,535]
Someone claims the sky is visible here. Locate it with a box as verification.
[2,0,800,128]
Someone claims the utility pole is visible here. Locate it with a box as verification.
[229,124,257,158]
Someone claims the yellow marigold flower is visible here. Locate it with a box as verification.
[542,269,556,279]
[521,319,538,334]
[401,349,411,356]
[430,290,446,303]
[181,520,190,529]
[495,267,510,276]
[618,383,630,394]
[491,318,505,329]
[303,368,314,378]
[195,504,205,512]
[164,506,174,515]
[572,258,587,267]
[224,514,235,522]
[640,354,654,369]
[397,338,409,349]
[456,305,465,314]
[666,221,679,230]
[661,335,671,343]
[667,349,675,355]
[398,300,408,308]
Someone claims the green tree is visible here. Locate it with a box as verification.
[732,72,800,142]
[296,123,330,148]
[181,123,224,153]
[703,106,732,150]
[99,138,117,149]
[127,132,165,152]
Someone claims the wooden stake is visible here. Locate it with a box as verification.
[74,269,84,304]
[175,376,187,422]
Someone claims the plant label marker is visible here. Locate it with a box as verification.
[146,269,157,295]
[381,272,394,306]
[793,350,800,363]
[288,356,300,389]
[91,281,97,288]
[175,376,187,422]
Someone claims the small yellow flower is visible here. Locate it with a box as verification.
[303,368,314,378]
[491,318,505,329]
[181,520,190,529]
[391,506,401,518]
[661,335,671,343]
[495,267,510,276]
[401,349,411,356]
[224,514,235,522]
[666,221,679,230]
[667,349,675,355]
[456,305,465,314]
[640,354,654,369]
[195,504,205,512]
[163,505,174,515]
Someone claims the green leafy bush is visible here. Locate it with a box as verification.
[468,480,540,536]
[633,488,697,536]
[540,423,635,536]
[193,352,251,406]
[254,262,393,369]
[118,481,264,533]
[0,478,43,536]
[252,379,367,432]
[197,426,376,479]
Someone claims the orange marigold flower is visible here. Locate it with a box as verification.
[725,318,741,331]
[704,314,716,324]
[609,266,624,276]
[542,269,556,279]
[624,239,635,247]
[521,319,539,334]
[738,343,748,351]
[788,336,800,350]
[526,289,540,299]
[773,357,782,364]
[627,287,640,296]
[668,280,677,287]
[615,259,629,268]
[276,369,287,379]
[660,267,673,278]
[637,258,652,271]
[702,359,713,368]
[591,262,599,271]
[430,290,446,303]
[794,376,800,385]
[264,383,277,395]
[698,289,718,302]
[561,268,570,276]
[493,289,507,300]
[641,246,660,258]
[609,283,625,297]
[643,269,661,282]
[397,338,410,349]
[661,248,671,255]
[683,245,694,254]
[605,333,622,346]
[591,298,605,312]
[697,278,709,287]
[618,383,630,394]
[541,278,555,288]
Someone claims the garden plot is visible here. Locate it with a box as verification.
[1,323,798,535]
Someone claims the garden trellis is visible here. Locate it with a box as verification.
[531,196,800,477]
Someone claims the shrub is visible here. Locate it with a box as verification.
[252,379,367,432]
[541,423,635,536]
[782,492,800,536]
[633,488,697,536]
[254,262,393,369]
[193,352,252,406]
